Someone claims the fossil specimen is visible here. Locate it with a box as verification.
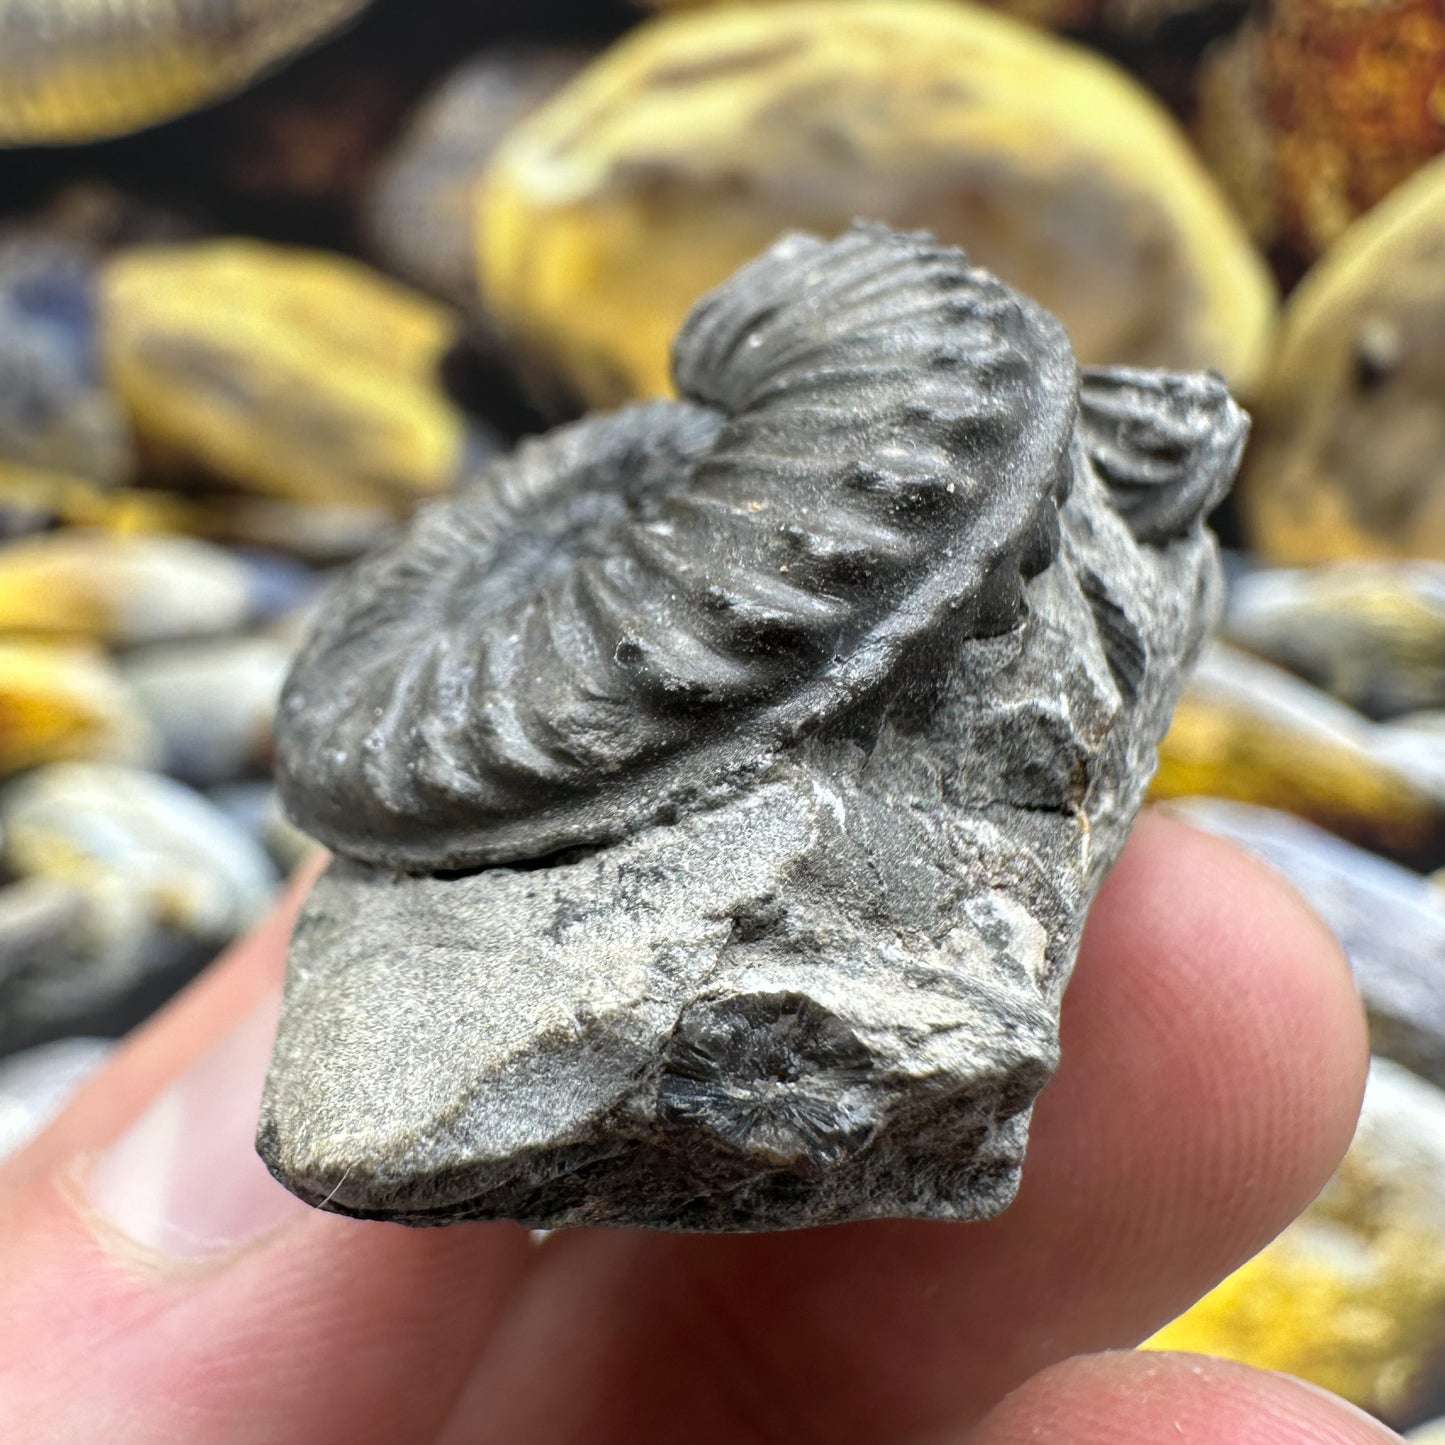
[0,0,373,145]
[477,0,1273,413]
[1239,157,1445,566]
[261,226,1241,1230]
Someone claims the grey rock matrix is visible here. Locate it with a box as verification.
[261,225,1242,1230]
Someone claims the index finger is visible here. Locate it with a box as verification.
[438,813,1370,1445]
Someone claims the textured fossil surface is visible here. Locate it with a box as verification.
[0,0,373,145]
[262,226,1240,1230]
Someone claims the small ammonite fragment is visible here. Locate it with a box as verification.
[261,225,1242,1232]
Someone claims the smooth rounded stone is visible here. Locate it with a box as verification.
[120,635,293,787]
[0,238,134,487]
[478,0,1274,413]
[1165,798,1445,1091]
[100,240,496,510]
[1153,642,1445,870]
[1240,156,1445,565]
[1194,0,1445,266]
[0,1037,111,1163]
[0,0,374,145]
[365,47,588,314]
[209,782,315,874]
[0,764,278,1054]
[0,531,260,645]
[1146,1058,1445,1429]
[0,466,398,563]
[1226,563,1445,720]
[635,0,1236,36]
[0,463,202,542]
[0,639,157,780]
[169,496,399,565]
[261,226,1239,1230]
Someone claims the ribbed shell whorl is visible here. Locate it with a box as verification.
[275,225,1078,871]
[1078,366,1247,546]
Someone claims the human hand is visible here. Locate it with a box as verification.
[0,813,1388,1444]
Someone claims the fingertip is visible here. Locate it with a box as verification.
[1027,810,1369,1293]
[968,1352,1403,1444]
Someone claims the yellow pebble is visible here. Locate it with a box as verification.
[1241,155,1445,564]
[1146,1059,1445,1428]
[0,639,156,779]
[0,0,373,145]
[1152,643,1445,869]
[101,240,471,509]
[0,530,254,645]
[478,0,1274,411]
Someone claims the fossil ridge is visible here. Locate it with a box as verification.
[261,225,1242,1230]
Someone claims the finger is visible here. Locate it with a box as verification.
[966,1352,1403,1444]
[440,813,1369,1445]
[0,863,535,1445]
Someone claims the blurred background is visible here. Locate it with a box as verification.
[0,0,1442,1430]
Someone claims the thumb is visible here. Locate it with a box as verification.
[0,862,533,1445]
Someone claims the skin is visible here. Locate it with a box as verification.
[0,812,1388,1444]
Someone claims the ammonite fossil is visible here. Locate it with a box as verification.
[261,225,1243,1231]
[0,0,373,145]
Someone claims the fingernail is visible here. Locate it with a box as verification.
[84,992,312,1261]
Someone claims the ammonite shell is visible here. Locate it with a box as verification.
[0,0,373,145]
[277,225,1082,871]
[1239,157,1445,564]
[476,0,1274,412]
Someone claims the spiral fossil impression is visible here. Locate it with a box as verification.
[263,226,1243,1230]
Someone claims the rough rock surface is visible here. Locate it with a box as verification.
[262,226,1240,1230]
